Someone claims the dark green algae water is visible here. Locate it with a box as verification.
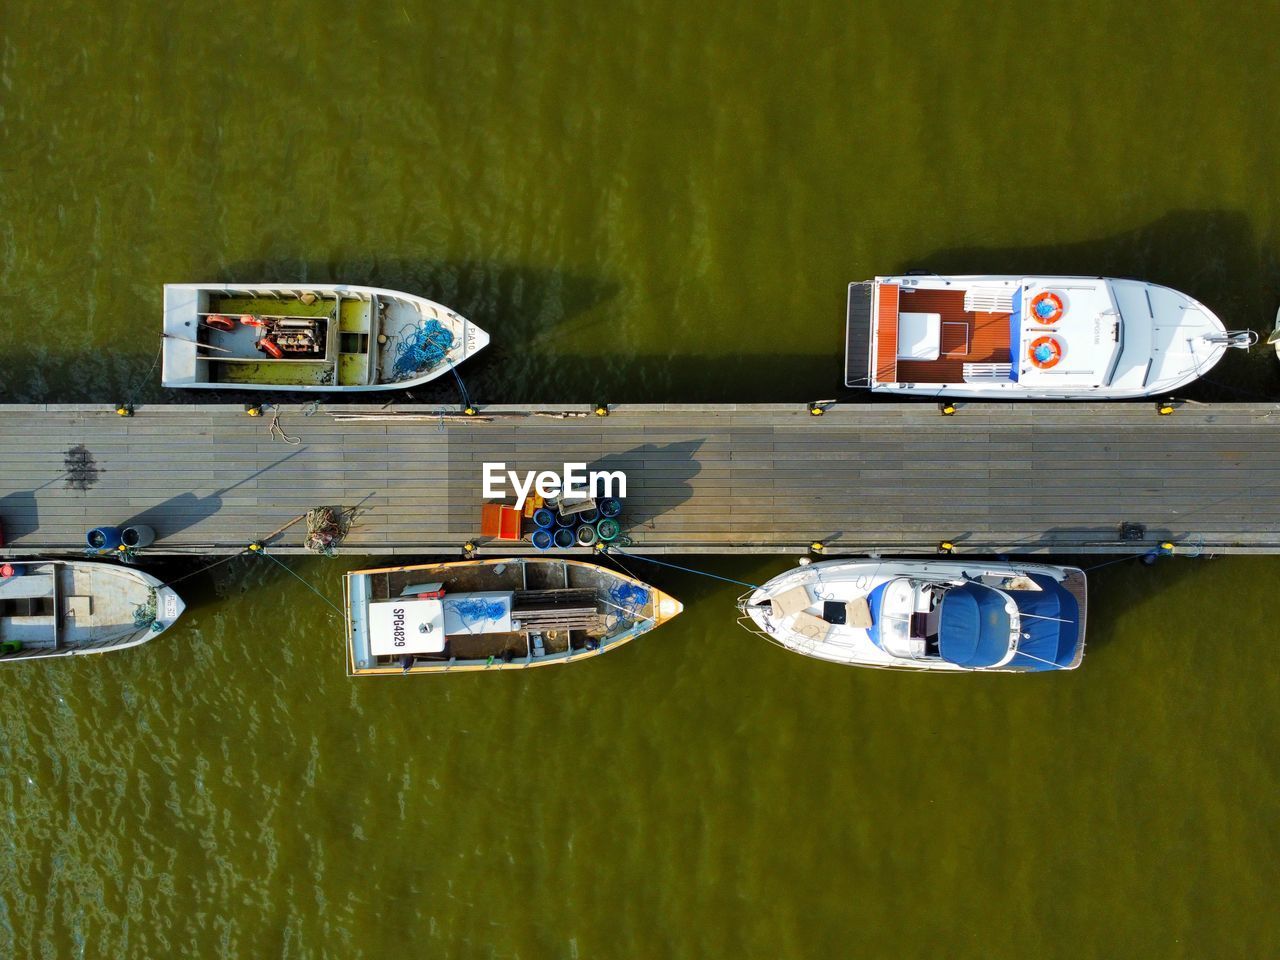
[2,1,1280,957]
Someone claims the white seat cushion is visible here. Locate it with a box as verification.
[791,611,831,641]
[897,312,942,361]
[771,584,812,619]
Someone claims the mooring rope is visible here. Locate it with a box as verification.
[259,550,344,616]
[607,547,761,590]
[1083,552,1159,573]
[159,550,248,588]
[267,412,302,444]
[122,344,163,409]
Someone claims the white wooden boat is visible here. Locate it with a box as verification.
[739,558,1086,672]
[343,558,682,675]
[846,275,1253,398]
[162,283,489,391]
[0,560,185,663]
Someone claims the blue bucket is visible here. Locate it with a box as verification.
[86,526,123,551]
[531,528,554,551]
[553,527,576,549]
[554,510,576,527]
[598,498,622,518]
[577,508,599,524]
[532,508,556,529]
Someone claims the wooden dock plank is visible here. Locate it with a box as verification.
[2,402,1279,556]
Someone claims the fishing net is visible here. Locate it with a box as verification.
[449,597,508,627]
[133,589,157,629]
[606,582,650,624]
[305,507,350,556]
[392,319,454,379]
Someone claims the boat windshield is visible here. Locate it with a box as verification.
[868,578,943,659]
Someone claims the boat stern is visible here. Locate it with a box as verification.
[160,284,207,387]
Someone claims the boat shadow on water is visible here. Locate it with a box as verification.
[896,209,1280,402]
[209,257,624,407]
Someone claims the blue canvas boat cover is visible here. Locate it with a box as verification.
[1004,574,1081,671]
[865,582,890,648]
[1008,288,1022,381]
[938,582,1012,668]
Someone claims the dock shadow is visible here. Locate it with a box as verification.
[0,490,38,543]
[122,448,307,541]
[0,469,88,544]
[897,209,1280,401]
[589,438,705,532]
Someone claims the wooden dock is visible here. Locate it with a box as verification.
[3,402,1280,557]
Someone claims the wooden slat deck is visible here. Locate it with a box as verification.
[3,402,1280,556]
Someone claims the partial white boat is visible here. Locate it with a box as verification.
[845,275,1253,398]
[0,560,185,663]
[739,558,1086,672]
[161,283,489,391]
[343,558,683,676]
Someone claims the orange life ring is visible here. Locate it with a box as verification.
[205,314,236,331]
[1030,291,1064,324]
[239,314,266,327]
[258,337,284,359]
[1029,336,1063,369]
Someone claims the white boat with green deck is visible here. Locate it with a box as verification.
[161,283,488,391]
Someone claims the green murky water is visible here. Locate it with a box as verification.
[2,1,1279,956]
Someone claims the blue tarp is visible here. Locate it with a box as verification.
[1008,288,1022,381]
[938,582,1013,667]
[1004,574,1081,671]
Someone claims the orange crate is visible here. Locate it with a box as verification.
[480,503,524,541]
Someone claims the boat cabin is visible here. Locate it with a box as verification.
[867,277,1129,389]
[865,574,1082,671]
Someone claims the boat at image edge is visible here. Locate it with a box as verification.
[161,283,489,391]
[739,558,1086,672]
[343,558,683,675]
[846,274,1254,399]
[0,560,185,663]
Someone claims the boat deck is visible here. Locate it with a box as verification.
[861,282,1013,386]
[892,287,1012,384]
[4,402,1280,556]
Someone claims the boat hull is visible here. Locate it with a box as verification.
[0,560,185,663]
[161,283,488,392]
[343,557,681,676]
[741,558,1086,672]
[849,275,1231,399]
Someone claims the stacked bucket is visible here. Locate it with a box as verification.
[530,499,623,551]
